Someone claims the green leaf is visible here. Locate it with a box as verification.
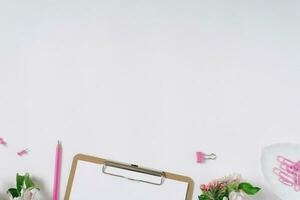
[198,194,210,200]
[238,182,261,195]
[16,173,25,193]
[7,188,20,198]
[226,182,239,193]
[24,173,35,189]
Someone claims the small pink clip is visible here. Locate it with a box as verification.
[17,149,29,156]
[0,138,6,145]
[296,175,300,191]
[274,155,300,192]
[196,151,217,163]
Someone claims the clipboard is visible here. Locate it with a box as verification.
[64,154,194,200]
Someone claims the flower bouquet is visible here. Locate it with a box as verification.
[7,173,39,200]
[199,174,261,200]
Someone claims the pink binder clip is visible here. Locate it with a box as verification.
[0,138,6,145]
[196,151,217,163]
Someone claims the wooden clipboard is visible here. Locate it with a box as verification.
[64,154,194,200]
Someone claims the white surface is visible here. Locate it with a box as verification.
[261,143,300,200]
[0,1,300,199]
[69,161,187,200]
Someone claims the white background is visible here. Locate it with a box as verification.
[0,1,300,199]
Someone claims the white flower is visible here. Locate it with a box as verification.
[22,189,33,200]
[10,189,39,200]
[218,173,242,184]
[229,191,249,200]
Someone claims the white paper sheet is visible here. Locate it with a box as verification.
[69,161,188,200]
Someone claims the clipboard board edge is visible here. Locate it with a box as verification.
[64,154,194,200]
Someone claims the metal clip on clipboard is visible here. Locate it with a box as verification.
[102,161,166,185]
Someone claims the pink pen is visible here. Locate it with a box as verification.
[52,141,62,200]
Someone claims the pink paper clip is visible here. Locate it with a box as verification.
[296,173,300,191]
[293,162,300,171]
[0,138,6,145]
[274,155,300,192]
[17,149,29,156]
[196,151,217,163]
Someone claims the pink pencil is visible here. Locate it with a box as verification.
[52,141,61,200]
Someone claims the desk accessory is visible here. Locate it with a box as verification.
[65,154,194,200]
[196,151,217,163]
[52,141,62,200]
[17,149,29,156]
[0,137,7,145]
[261,143,300,200]
[273,156,300,191]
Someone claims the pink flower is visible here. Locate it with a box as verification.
[200,184,208,192]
